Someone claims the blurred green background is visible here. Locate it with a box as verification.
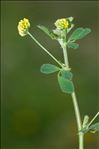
[1,1,99,149]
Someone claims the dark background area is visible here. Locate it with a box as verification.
[1,1,99,149]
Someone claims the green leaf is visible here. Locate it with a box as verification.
[67,17,74,22]
[60,69,73,80]
[69,28,91,41]
[37,25,57,39]
[40,64,60,74]
[89,122,99,133]
[58,73,74,93]
[67,42,79,49]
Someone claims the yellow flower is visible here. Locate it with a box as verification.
[18,18,30,36]
[54,18,69,30]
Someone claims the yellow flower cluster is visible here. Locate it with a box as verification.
[54,18,69,30]
[18,18,30,36]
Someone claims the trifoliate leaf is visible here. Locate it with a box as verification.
[40,64,60,74]
[58,72,74,94]
[67,42,79,49]
[37,25,57,39]
[68,28,91,42]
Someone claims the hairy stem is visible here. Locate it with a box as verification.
[27,32,62,67]
[62,45,84,149]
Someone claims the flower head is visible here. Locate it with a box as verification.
[18,18,30,36]
[54,18,69,30]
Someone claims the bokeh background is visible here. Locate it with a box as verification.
[1,1,99,149]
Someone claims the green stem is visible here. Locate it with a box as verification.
[62,45,84,149]
[72,92,84,149]
[62,45,69,67]
[87,111,99,127]
[27,32,62,68]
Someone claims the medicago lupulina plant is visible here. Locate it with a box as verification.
[18,17,99,149]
